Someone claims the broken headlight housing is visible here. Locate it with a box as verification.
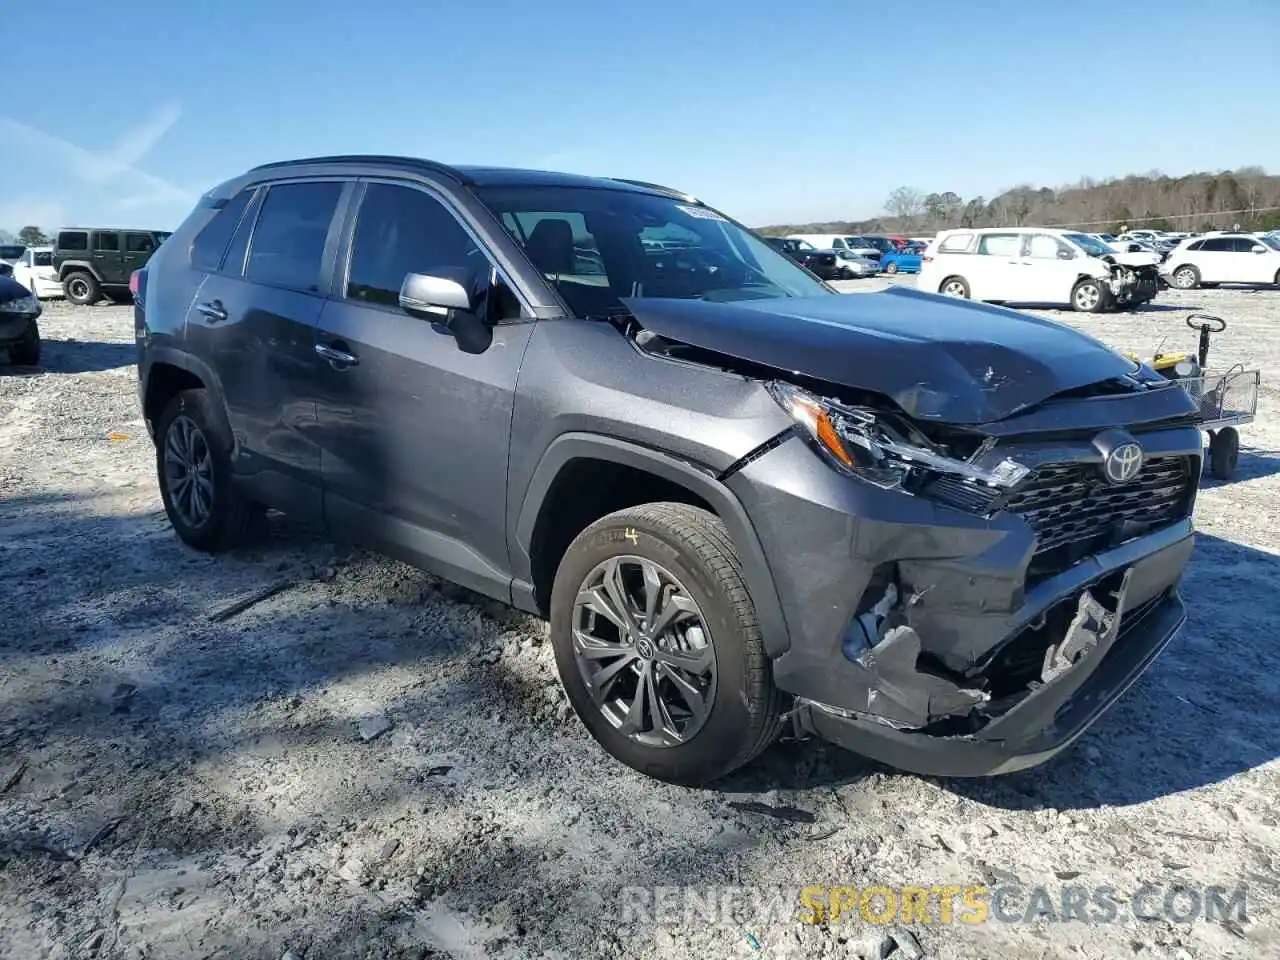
[767,381,1030,492]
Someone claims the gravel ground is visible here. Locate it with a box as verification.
[2,285,1279,960]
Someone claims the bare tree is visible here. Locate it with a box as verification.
[885,186,924,230]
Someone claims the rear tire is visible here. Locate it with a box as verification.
[156,389,262,552]
[885,262,899,275]
[63,271,101,305]
[8,322,40,366]
[939,276,970,299]
[1170,265,1200,290]
[549,503,785,786]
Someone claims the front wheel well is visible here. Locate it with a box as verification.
[144,363,205,439]
[527,458,715,616]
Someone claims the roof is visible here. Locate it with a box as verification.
[247,155,692,199]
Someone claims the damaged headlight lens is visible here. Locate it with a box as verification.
[767,381,1030,491]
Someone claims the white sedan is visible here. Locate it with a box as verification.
[10,247,62,299]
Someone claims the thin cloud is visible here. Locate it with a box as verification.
[0,102,196,215]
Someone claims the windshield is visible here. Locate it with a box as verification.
[476,186,830,315]
[1261,236,1280,251]
[1066,233,1122,257]
[33,250,53,267]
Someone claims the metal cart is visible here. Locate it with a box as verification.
[1147,315,1260,481]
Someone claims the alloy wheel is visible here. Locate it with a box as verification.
[163,414,214,528]
[1173,268,1197,289]
[68,278,89,300]
[571,555,717,748]
[942,280,967,297]
[1074,283,1101,311]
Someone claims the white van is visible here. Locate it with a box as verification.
[918,227,1161,312]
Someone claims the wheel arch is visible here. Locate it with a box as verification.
[513,433,792,657]
[57,260,102,282]
[141,348,230,447]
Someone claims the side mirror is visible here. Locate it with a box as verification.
[399,269,492,354]
[1252,245,1267,254]
[1057,249,1075,260]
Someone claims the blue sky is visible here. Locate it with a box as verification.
[3,0,1278,232]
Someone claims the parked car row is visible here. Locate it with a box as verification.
[0,227,171,306]
[764,233,926,279]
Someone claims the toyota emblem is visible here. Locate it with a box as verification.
[1104,442,1144,484]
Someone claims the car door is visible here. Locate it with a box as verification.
[313,179,535,597]
[122,232,157,277]
[969,232,1023,300]
[1194,237,1233,282]
[1236,236,1277,283]
[1019,232,1080,305]
[183,179,347,519]
[91,230,126,284]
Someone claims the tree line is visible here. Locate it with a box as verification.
[760,167,1280,237]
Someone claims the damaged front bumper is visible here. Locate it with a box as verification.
[725,424,1200,777]
[792,530,1190,776]
[1103,264,1160,305]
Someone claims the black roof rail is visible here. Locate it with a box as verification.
[610,178,698,202]
[248,155,474,185]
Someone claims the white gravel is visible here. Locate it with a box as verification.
[2,286,1279,959]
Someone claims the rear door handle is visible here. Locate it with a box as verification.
[197,300,228,322]
[315,342,359,367]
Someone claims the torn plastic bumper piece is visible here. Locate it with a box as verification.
[790,536,1192,777]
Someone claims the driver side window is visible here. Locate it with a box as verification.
[346,183,487,308]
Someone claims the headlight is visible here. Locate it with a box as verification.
[766,381,1030,491]
[0,295,38,314]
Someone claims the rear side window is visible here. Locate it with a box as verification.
[938,232,973,253]
[94,232,120,251]
[59,231,88,251]
[346,183,485,307]
[191,189,253,272]
[977,233,1021,256]
[245,181,343,292]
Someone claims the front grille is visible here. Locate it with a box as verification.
[1004,456,1193,554]
[927,454,1195,577]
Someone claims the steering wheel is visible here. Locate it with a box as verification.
[1187,313,1226,333]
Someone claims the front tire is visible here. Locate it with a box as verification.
[8,322,40,366]
[63,271,101,305]
[549,503,784,786]
[1071,278,1108,313]
[1170,265,1200,290]
[156,389,261,552]
[1209,427,1240,481]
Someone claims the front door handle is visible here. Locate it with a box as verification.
[315,342,359,367]
[197,300,228,322]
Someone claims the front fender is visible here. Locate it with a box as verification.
[510,432,793,657]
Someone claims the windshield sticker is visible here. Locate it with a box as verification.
[678,205,726,221]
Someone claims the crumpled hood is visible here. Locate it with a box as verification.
[623,286,1142,425]
[1109,251,1162,267]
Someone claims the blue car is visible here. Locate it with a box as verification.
[878,246,923,274]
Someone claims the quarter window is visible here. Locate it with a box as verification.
[977,233,1021,257]
[58,231,89,252]
[94,231,120,251]
[245,181,343,292]
[191,189,254,272]
[938,232,973,253]
[346,183,487,307]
